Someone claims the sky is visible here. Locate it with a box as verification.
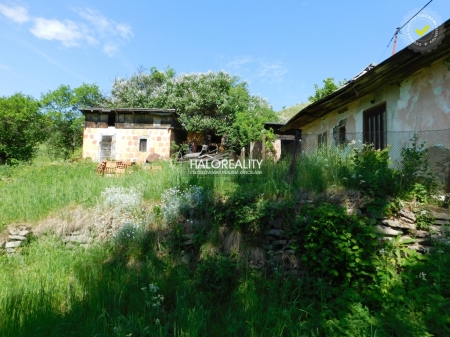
[0,0,449,111]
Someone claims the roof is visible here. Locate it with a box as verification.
[264,122,297,135]
[80,107,183,129]
[281,18,450,131]
[79,107,177,115]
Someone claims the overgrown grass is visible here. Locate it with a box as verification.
[0,161,187,227]
[1,223,449,336]
[0,143,449,336]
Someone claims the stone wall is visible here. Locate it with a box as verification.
[82,127,172,163]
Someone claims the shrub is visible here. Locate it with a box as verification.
[194,256,239,302]
[400,134,439,194]
[160,185,206,225]
[113,222,146,247]
[291,203,379,285]
[101,186,142,213]
[346,144,397,197]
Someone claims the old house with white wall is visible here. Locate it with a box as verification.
[80,108,185,163]
[281,18,450,189]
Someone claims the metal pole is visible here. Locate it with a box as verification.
[391,27,400,56]
[289,130,301,180]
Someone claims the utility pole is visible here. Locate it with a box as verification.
[391,27,401,55]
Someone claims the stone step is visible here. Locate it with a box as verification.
[382,219,415,230]
[374,225,401,236]
[5,241,21,248]
[8,235,26,241]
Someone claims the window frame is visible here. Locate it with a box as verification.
[318,131,327,149]
[138,138,148,152]
[363,102,387,150]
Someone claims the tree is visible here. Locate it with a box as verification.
[308,77,347,103]
[0,93,46,164]
[227,96,279,151]
[105,68,276,143]
[41,84,103,160]
[107,66,175,108]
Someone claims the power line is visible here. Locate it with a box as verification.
[386,0,434,49]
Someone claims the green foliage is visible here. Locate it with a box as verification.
[170,141,188,159]
[108,66,175,108]
[295,147,350,193]
[0,93,46,164]
[2,155,450,335]
[308,77,346,103]
[409,183,429,203]
[105,67,276,144]
[226,100,279,152]
[415,210,434,230]
[215,187,295,234]
[41,84,103,160]
[291,203,378,285]
[346,144,397,198]
[160,185,208,226]
[400,134,438,194]
[0,161,184,225]
[194,256,239,302]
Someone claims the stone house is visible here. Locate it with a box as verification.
[80,108,186,163]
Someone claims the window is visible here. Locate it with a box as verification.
[363,103,387,150]
[318,131,327,148]
[108,113,115,126]
[333,119,347,146]
[139,139,147,152]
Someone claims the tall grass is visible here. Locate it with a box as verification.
[2,226,448,336]
[0,232,384,337]
[292,147,350,193]
[0,148,350,228]
[0,161,185,227]
[1,149,448,336]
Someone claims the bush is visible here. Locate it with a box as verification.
[400,134,439,194]
[194,256,239,303]
[160,185,206,225]
[291,203,379,285]
[346,144,397,197]
[101,186,143,213]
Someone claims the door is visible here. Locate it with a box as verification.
[99,135,113,162]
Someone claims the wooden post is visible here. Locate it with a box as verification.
[262,134,266,161]
[240,147,245,161]
[289,130,301,180]
[249,141,254,160]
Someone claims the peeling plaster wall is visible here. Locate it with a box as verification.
[302,61,450,147]
[298,61,450,185]
[82,127,172,163]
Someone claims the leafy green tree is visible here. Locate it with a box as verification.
[0,93,46,164]
[308,77,347,103]
[41,84,103,160]
[105,68,276,145]
[227,96,279,151]
[107,66,175,108]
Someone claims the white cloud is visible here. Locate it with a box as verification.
[30,18,82,47]
[227,55,254,67]
[72,8,133,56]
[0,3,29,24]
[116,23,133,39]
[225,55,288,84]
[103,42,119,57]
[2,4,133,55]
[73,7,133,40]
[256,62,287,84]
